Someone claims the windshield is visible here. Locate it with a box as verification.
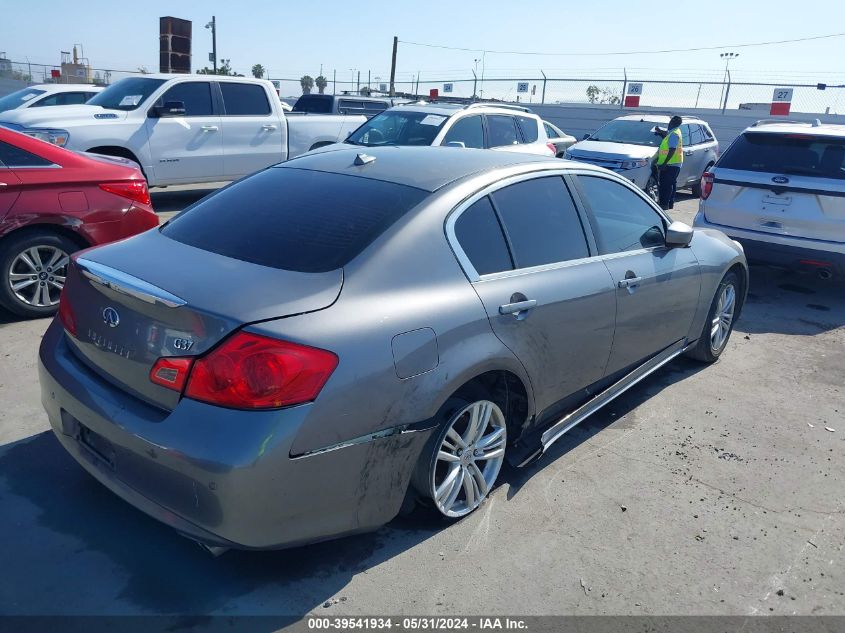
[589,119,663,146]
[719,132,845,180]
[0,88,46,113]
[346,110,448,147]
[293,94,333,113]
[87,77,166,111]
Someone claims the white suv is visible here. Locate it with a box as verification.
[0,84,103,113]
[339,102,555,156]
[694,120,845,278]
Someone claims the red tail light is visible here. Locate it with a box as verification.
[172,332,338,409]
[700,171,714,200]
[99,180,151,206]
[150,357,193,392]
[57,291,77,337]
[546,142,557,155]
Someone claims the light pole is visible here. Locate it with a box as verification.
[205,16,217,73]
[719,52,738,109]
[349,68,356,95]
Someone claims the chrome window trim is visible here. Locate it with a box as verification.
[446,167,670,283]
[4,163,61,169]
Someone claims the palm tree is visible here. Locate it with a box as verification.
[300,75,314,94]
[315,75,328,94]
[251,64,265,79]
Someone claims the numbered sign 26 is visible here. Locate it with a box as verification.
[624,83,643,108]
[517,82,529,93]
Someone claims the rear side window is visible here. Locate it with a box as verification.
[293,95,333,113]
[442,115,484,149]
[719,132,845,179]
[454,196,513,275]
[220,83,271,115]
[543,123,557,138]
[161,168,427,273]
[32,92,89,107]
[155,82,213,116]
[492,177,589,268]
[689,124,706,145]
[487,115,519,147]
[516,116,539,142]
[0,141,53,167]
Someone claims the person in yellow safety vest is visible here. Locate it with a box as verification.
[655,115,684,210]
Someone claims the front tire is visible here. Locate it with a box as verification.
[413,395,507,518]
[686,270,740,363]
[0,231,77,318]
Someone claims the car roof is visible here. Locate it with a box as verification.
[280,146,574,192]
[615,113,708,125]
[390,101,538,118]
[29,84,104,93]
[743,120,845,137]
[115,73,269,84]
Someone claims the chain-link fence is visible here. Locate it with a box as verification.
[3,58,844,115]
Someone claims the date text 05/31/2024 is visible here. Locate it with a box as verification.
[307,617,529,630]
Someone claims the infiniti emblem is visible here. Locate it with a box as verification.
[102,307,120,328]
[772,176,790,184]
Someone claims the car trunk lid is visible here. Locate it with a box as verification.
[61,229,342,410]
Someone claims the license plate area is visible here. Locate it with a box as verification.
[61,410,116,469]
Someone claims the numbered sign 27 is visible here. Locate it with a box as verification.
[771,87,794,115]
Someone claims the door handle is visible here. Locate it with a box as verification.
[262,124,278,131]
[617,276,643,288]
[499,299,537,316]
[201,125,219,132]
[684,150,693,156]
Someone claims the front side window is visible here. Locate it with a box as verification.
[544,123,558,139]
[442,115,484,149]
[492,176,589,268]
[516,116,539,143]
[454,196,513,275]
[346,110,448,147]
[577,176,665,253]
[0,141,53,168]
[220,83,271,115]
[154,82,213,116]
[486,116,519,148]
[680,124,691,146]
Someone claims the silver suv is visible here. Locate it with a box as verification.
[339,102,555,156]
[694,119,845,278]
[565,115,719,200]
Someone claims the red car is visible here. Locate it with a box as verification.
[0,126,158,317]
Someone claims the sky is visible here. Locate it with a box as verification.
[3,0,845,89]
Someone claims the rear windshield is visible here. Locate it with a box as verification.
[161,168,427,273]
[293,94,333,113]
[719,132,845,179]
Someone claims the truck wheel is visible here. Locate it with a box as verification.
[0,231,79,318]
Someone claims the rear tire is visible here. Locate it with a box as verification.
[412,388,507,519]
[0,231,79,318]
[686,270,740,363]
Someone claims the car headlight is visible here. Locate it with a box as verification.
[620,158,650,170]
[22,128,70,147]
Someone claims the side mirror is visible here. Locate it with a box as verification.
[582,133,591,140]
[151,101,186,118]
[665,221,693,248]
[444,141,466,148]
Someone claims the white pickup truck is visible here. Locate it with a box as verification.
[0,74,366,187]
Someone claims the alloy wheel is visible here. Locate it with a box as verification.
[8,245,69,308]
[646,178,659,203]
[710,283,736,352]
[431,400,506,518]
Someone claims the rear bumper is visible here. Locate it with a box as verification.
[38,319,432,550]
[693,211,845,275]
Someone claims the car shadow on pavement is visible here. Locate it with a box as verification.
[736,264,845,335]
[0,431,443,618]
[500,355,709,499]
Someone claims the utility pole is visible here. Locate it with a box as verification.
[367,70,371,93]
[357,70,360,94]
[333,69,336,95]
[205,16,217,73]
[719,52,738,110]
[389,36,398,97]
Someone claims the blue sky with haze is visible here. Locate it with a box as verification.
[4,0,845,85]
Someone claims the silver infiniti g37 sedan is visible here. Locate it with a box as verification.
[39,146,748,553]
